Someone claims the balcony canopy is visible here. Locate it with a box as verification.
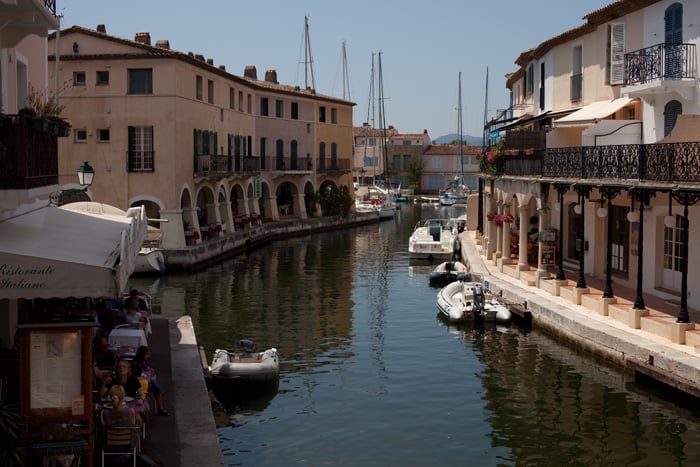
[554,97,637,127]
[0,203,146,300]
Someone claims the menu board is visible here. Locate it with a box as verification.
[29,330,83,409]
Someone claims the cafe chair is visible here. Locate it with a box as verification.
[100,425,141,467]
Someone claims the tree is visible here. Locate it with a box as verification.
[407,156,424,192]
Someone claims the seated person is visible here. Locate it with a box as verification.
[99,359,142,400]
[100,385,142,443]
[93,335,117,371]
[124,298,151,335]
[133,346,169,416]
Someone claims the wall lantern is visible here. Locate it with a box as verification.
[77,160,95,187]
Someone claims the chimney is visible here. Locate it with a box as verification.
[264,69,278,84]
[155,40,170,49]
[219,65,226,71]
[206,58,214,66]
[244,65,257,80]
[194,54,205,62]
[96,24,106,33]
[134,32,151,45]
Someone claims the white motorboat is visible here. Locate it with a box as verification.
[428,260,468,285]
[210,340,280,383]
[439,188,469,206]
[436,281,512,323]
[408,218,460,261]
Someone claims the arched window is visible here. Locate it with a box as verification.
[319,142,326,170]
[290,140,298,169]
[664,100,682,136]
[330,142,338,170]
[276,139,284,170]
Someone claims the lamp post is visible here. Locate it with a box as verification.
[77,160,95,188]
[598,186,621,299]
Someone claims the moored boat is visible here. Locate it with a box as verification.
[428,260,468,285]
[436,281,512,323]
[408,218,460,261]
[210,340,280,383]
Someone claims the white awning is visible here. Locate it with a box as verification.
[0,204,146,299]
[554,97,637,127]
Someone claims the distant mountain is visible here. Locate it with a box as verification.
[433,133,483,145]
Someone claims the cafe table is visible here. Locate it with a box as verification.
[108,328,147,352]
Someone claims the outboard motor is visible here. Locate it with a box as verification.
[473,284,486,318]
[238,339,257,354]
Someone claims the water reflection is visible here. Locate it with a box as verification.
[131,204,700,466]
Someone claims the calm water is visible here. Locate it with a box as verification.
[132,204,700,466]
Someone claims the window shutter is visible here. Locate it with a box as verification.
[664,100,682,136]
[610,23,625,85]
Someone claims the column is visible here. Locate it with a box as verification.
[159,208,187,249]
[518,205,529,270]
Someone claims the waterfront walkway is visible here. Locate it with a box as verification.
[461,230,700,398]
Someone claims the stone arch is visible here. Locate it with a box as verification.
[276,180,299,217]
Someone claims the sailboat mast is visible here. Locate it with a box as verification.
[363,53,375,184]
[481,67,489,157]
[342,41,351,100]
[458,72,464,186]
[304,16,316,90]
[377,52,389,187]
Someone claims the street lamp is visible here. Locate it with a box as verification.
[77,160,94,187]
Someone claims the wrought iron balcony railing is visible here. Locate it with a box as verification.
[0,115,59,189]
[624,43,697,86]
[317,157,351,173]
[194,154,260,176]
[480,142,700,184]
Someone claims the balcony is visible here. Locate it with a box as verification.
[480,141,700,184]
[623,43,697,97]
[0,115,59,190]
[194,154,260,176]
[316,157,351,173]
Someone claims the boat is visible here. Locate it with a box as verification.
[428,260,468,285]
[209,340,280,384]
[408,218,460,261]
[440,72,470,207]
[134,224,166,274]
[355,184,395,220]
[436,281,512,323]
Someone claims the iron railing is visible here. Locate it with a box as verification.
[624,43,697,86]
[481,141,700,184]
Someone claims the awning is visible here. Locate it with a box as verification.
[0,203,146,299]
[554,97,637,127]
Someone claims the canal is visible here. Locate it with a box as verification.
[131,203,700,466]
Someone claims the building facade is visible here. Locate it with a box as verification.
[483,0,700,324]
[49,26,355,248]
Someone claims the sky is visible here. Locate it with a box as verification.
[57,0,612,140]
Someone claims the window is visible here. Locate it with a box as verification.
[276,100,283,118]
[73,71,86,86]
[609,23,625,85]
[96,71,109,85]
[664,100,682,136]
[247,94,252,113]
[260,137,267,157]
[128,69,153,94]
[319,106,326,123]
[229,88,235,109]
[207,80,214,104]
[432,157,442,169]
[392,155,401,170]
[571,45,583,101]
[291,102,299,120]
[663,214,684,273]
[97,129,110,142]
[369,138,376,147]
[128,126,154,171]
[260,98,269,116]
[196,76,202,100]
[74,129,87,142]
[539,62,545,110]
[331,108,337,124]
[238,91,243,111]
[526,63,534,95]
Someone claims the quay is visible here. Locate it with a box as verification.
[139,217,700,466]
